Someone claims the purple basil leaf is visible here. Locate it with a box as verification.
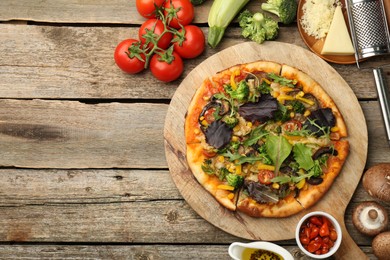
[205,120,232,149]
[238,94,278,122]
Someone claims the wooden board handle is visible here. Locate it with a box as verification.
[334,221,368,259]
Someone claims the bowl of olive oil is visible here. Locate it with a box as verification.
[228,241,294,260]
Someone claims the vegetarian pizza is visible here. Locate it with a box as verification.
[185,61,349,218]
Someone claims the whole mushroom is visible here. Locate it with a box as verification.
[352,201,388,236]
[362,163,390,202]
[372,231,390,260]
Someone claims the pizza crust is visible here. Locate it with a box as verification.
[237,193,304,218]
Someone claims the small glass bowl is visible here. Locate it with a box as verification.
[295,211,342,259]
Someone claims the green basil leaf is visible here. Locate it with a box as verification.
[265,134,292,174]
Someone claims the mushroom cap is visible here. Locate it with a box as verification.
[352,201,388,236]
[362,163,390,202]
[372,231,390,260]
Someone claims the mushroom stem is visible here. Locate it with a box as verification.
[368,209,378,220]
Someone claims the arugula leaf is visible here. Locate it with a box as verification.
[265,134,292,174]
[213,93,237,117]
[308,160,322,177]
[267,73,297,88]
[293,143,314,171]
[284,125,312,137]
[221,150,267,165]
[243,126,268,147]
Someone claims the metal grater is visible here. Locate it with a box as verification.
[346,0,390,146]
[346,0,390,66]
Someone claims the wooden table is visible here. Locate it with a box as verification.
[0,1,389,259]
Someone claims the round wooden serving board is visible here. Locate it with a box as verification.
[164,42,368,259]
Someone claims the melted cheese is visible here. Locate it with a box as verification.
[321,5,355,55]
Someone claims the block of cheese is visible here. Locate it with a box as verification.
[321,5,355,55]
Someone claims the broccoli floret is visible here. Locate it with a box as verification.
[238,10,279,44]
[261,0,298,25]
[226,173,244,189]
[225,80,250,102]
[222,116,239,128]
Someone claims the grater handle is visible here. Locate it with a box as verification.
[373,67,390,146]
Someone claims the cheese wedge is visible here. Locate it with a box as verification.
[321,5,355,55]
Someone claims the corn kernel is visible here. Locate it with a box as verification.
[199,116,205,121]
[272,183,280,189]
[227,193,235,200]
[232,136,239,142]
[201,120,208,126]
[217,184,235,191]
[296,91,305,97]
[233,125,241,132]
[331,126,339,132]
[217,155,224,162]
[303,110,311,117]
[273,91,280,98]
[290,112,295,118]
[247,122,253,128]
[235,164,242,175]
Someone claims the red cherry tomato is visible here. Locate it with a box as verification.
[309,227,320,239]
[202,149,217,158]
[319,221,330,237]
[329,230,338,241]
[307,241,321,253]
[139,19,173,50]
[299,235,310,245]
[136,0,165,18]
[173,25,205,59]
[257,169,275,185]
[309,216,323,226]
[114,39,145,74]
[150,51,183,82]
[164,0,194,29]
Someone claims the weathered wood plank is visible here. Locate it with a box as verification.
[0,99,388,168]
[0,245,378,259]
[0,99,167,168]
[0,168,387,245]
[0,0,266,24]
[1,24,389,100]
